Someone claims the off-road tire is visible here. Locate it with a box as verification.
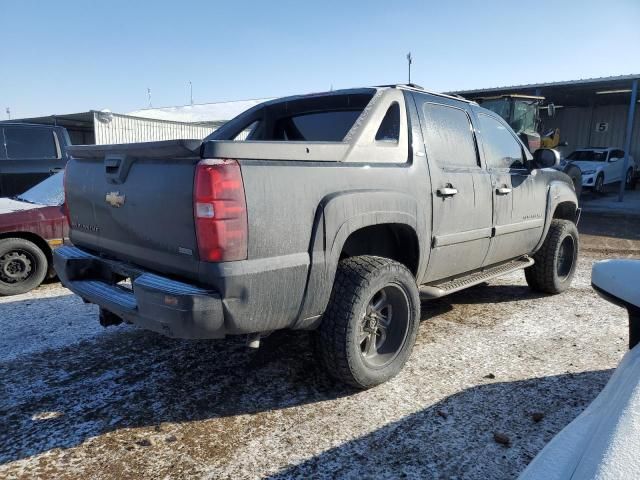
[315,256,420,389]
[0,238,48,296]
[525,219,579,294]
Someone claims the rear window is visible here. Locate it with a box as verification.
[282,110,362,141]
[4,126,58,160]
[215,91,375,143]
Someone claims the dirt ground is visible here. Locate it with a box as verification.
[1,215,638,479]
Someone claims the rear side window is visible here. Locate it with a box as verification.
[281,110,362,141]
[376,103,400,142]
[4,126,58,159]
[422,103,478,168]
[478,114,525,169]
[233,121,260,141]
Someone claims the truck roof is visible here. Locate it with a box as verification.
[261,84,478,108]
[0,121,62,128]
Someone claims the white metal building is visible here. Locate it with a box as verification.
[8,110,219,145]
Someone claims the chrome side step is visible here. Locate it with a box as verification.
[419,256,534,299]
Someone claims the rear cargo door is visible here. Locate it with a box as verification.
[66,141,203,278]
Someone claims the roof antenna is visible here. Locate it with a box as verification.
[147,87,152,108]
[406,52,413,84]
[5,107,10,120]
[189,80,194,105]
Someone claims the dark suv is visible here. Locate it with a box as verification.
[0,123,71,197]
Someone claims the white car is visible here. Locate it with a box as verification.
[565,148,637,194]
[520,259,640,480]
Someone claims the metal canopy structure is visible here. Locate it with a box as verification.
[452,75,640,202]
[451,74,640,107]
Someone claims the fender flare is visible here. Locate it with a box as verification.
[293,189,422,328]
[533,180,579,253]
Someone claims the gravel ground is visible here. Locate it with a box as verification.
[0,251,633,479]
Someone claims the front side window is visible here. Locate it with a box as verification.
[566,150,607,162]
[478,114,525,169]
[4,127,58,160]
[610,149,625,160]
[422,103,478,168]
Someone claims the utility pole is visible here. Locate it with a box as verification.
[5,107,10,120]
[406,52,412,84]
[189,81,193,105]
[147,88,152,108]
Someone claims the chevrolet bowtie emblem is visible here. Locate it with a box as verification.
[105,191,126,208]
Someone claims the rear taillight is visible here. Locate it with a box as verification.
[194,159,248,262]
[63,163,71,225]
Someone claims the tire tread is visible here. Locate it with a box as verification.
[316,255,419,388]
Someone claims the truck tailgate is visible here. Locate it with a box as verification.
[66,140,203,279]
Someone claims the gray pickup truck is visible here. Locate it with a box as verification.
[55,85,580,388]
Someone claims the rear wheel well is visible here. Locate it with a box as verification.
[0,232,52,274]
[340,224,419,276]
[553,201,578,223]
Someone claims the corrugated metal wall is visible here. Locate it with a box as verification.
[546,104,640,158]
[93,111,216,144]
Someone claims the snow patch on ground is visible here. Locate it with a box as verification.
[0,283,120,363]
[0,255,630,479]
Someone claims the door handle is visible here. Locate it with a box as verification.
[50,167,64,174]
[496,186,512,195]
[437,186,458,197]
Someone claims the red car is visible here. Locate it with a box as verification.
[0,172,67,295]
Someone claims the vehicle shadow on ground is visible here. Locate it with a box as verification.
[425,283,547,312]
[0,281,597,468]
[265,369,612,479]
[578,211,640,242]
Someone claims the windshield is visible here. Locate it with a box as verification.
[16,172,65,206]
[480,98,511,119]
[480,98,537,134]
[511,100,537,134]
[566,150,608,162]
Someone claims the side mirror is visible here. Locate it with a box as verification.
[546,103,556,117]
[592,260,640,349]
[533,148,560,169]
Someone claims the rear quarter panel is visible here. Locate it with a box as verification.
[208,157,430,334]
